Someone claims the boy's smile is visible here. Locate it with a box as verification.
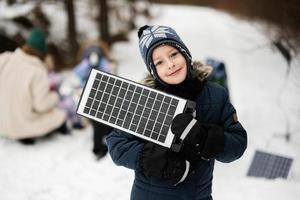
[167,67,183,76]
[152,45,187,85]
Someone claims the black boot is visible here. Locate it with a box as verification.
[92,121,112,160]
[56,121,70,135]
[93,145,108,160]
[18,138,36,145]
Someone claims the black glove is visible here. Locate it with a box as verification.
[171,113,224,161]
[139,142,190,185]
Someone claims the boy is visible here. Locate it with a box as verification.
[106,25,247,200]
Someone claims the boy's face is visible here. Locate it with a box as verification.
[152,45,187,85]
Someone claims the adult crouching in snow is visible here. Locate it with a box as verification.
[0,28,68,145]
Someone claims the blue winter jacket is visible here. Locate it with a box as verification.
[106,78,247,200]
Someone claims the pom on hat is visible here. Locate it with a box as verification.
[138,25,150,38]
[138,25,193,84]
[26,28,47,54]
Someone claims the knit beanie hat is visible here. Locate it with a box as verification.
[82,46,103,67]
[138,25,193,84]
[26,28,47,54]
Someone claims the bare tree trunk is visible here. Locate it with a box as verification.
[64,0,78,65]
[99,0,110,45]
[6,0,16,5]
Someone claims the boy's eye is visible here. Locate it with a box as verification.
[155,60,163,66]
[170,51,179,58]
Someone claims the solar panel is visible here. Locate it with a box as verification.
[247,150,293,179]
[77,69,195,148]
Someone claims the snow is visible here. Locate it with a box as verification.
[1,2,300,200]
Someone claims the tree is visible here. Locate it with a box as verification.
[98,0,110,43]
[64,0,79,65]
[95,0,152,46]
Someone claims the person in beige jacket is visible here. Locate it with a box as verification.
[0,28,67,144]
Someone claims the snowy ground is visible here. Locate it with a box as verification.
[1,3,300,200]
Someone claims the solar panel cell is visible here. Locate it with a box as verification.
[89,89,96,98]
[90,109,96,116]
[83,107,90,114]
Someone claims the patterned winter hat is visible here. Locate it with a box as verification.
[138,25,193,83]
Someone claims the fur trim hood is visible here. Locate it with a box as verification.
[141,61,213,87]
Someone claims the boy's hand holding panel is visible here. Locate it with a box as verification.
[171,113,225,162]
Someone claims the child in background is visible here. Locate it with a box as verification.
[74,43,114,159]
[205,57,229,90]
[106,25,247,199]
[45,43,83,130]
[46,41,114,158]
[74,46,111,87]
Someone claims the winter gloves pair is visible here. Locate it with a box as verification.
[139,113,225,185]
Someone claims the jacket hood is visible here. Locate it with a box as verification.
[141,61,213,87]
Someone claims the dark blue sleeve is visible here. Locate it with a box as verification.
[215,91,247,163]
[106,129,144,170]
